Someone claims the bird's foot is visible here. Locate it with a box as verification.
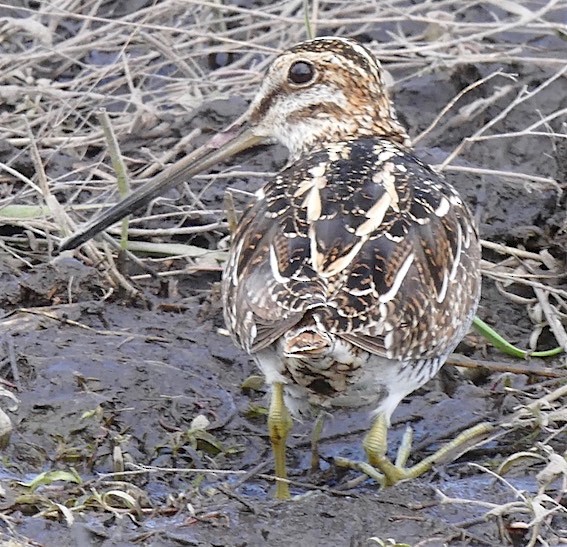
[334,425,416,487]
[335,421,495,487]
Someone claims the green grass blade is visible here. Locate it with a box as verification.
[473,316,564,359]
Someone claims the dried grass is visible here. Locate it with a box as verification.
[0,1,565,257]
[0,0,566,542]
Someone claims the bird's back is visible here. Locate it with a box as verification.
[222,137,481,371]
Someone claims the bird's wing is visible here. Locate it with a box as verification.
[222,180,323,353]
[223,140,480,359]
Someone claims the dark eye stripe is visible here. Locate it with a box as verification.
[250,88,279,122]
[251,62,315,121]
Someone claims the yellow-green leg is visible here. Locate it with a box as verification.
[267,382,292,499]
[338,414,495,486]
[363,415,413,485]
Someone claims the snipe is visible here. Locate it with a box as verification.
[61,37,484,499]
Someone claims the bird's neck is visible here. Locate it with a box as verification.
[281,112,411,163]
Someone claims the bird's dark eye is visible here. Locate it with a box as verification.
[288,61,315,85]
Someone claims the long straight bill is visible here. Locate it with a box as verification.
[59,128,264,251]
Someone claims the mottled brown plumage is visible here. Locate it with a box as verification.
[220,37,481,497]
[222,38,480,421]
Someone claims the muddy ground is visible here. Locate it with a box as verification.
[0,1,566,546]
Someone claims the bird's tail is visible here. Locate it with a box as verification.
[282,323,333,358]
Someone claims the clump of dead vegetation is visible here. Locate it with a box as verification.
[0,0,566,545]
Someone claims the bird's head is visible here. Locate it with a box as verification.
[245,37,410,160]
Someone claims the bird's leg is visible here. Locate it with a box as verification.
[267,382,292,499]
[310,410,327,472]
[344,415,495,486]
[363,414,410,485]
